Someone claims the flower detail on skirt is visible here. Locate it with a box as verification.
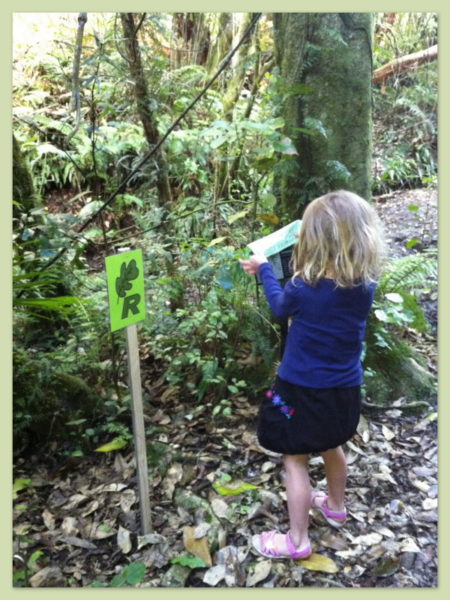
[266,386,295,419]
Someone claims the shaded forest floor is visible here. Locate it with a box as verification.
[13,188,438,588]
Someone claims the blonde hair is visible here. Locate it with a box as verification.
[292,190,385,288]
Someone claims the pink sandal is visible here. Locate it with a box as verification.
[252,530,312,560]
[311,490,347,528]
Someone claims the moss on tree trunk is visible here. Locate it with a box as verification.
[13,133,37,214]
[273,13,373,214]
[121,13,173,207]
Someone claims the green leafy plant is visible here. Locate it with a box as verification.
[171,554,207,569]
[364,251,437,404]
[91,562,147,587]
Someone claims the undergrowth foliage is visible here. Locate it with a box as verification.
[372,13,437,193]
[364,250,437,403]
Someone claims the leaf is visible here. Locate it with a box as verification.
[211,120,231,129]
[266,117,285,129]
[123,562,147,585]
[216,266,233,290]
[422,498,438,510]
[171,554,207,569]
[298,553,339,573]
[137,533,167,550]
[27,551,44,570]
[406,237,421,249]
[246,559,272,587]
[79,200,104,220]
[210,135,227,149]
[111,562,146,587]
[373,556,400,578]
[63,537,98,550]
[193,522,211,539]
[273,137,298,155]
[212,480,259,496]
[163,463,184,499]
[320,533,348,551]
[356,414,370,443]
[385,292,403,303]
[228,209,250,224]
[211,498,231,520]
[13,478,32,499]
[407,204,420,211]
[399,537,420,553]
[351,532,383,546]
[95,437,128,452]
[118,194,144,208]
[183,526,212,567]
[374,308,389,322]
[61,516,78,537]
[203,564,226,586]
[37,142,66,156]
[117,525,132,554]
[14,296,82,313]
[382,425,395,441]
[42,509,56,531]
[120,489,137,513]
[208,236,227,246]
[257,213,280,226]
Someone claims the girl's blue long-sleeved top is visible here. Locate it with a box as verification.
[258,262,376,388]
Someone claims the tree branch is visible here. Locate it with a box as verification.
[373,44,438,85]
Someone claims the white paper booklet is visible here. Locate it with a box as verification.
[247,220,301,280]
[247,220,301,257]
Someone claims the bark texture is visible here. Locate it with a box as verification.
[13,133,36,214]
[121,13,172,206]
[373,44,437,84]
[273,13,374,214]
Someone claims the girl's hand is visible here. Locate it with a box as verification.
[239,254,268,275]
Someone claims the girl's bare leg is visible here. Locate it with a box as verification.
[320,446,347,511]
[282,453,311,548]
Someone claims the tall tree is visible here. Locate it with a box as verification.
[170,13,211,68]
[120,13,172,206]
[206,13,233,79]
[273,13,374,214]
[214,13,259,201]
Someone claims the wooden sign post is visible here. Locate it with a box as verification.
[105,249,152,534]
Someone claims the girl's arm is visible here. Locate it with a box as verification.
[239,256,299,319]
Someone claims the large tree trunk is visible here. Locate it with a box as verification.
[171,13,211,68]
[273,13,374,214]
[206,13,233,79]
[120,13,172,207]
[214,13,257,201]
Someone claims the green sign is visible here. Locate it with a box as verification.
[105,249,146,332]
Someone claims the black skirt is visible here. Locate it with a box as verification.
[257,375,361,455]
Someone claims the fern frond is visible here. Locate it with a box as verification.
[377,254,437,296]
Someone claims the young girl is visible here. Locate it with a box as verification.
[239,190,384,560]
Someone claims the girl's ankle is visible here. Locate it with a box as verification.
[288,530,310,549]
[327,498,346,513]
